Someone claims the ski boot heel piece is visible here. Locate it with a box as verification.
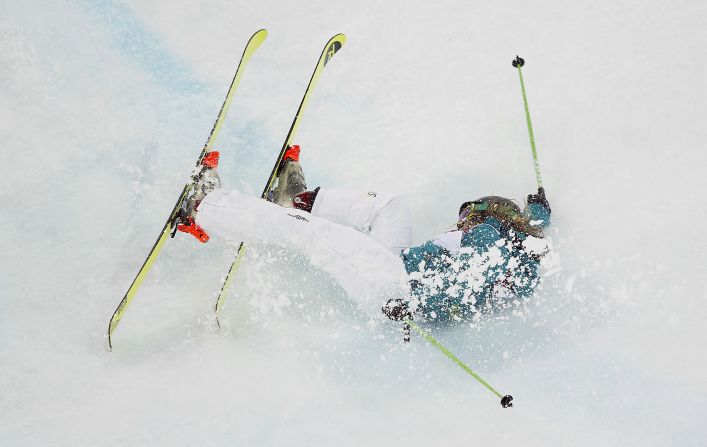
[177,217,209,243]
[202,151,220,168]
[283,144,300,162]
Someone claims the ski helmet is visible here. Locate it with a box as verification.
[458,196,543,237]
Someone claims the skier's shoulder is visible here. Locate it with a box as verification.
[401,239,450,274]
[461,219,502,248]
[402,239,445,260]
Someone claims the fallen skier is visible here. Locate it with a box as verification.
[176,145,551,326]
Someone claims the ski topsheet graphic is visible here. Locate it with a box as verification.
[107,29,268,349]
[214,34,347,327]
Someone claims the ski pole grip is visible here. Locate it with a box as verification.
[501,395,514,408]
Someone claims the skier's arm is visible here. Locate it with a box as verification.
[401,240,450,274]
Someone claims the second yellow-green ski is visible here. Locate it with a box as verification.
[108,29,268,350]
[214,33,346,328]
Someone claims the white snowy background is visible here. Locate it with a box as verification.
[1,0,706,445]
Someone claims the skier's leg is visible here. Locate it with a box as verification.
[310,188,412,254]
[196,189,408,316]
[368,195,413,255]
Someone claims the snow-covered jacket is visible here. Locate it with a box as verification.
[401,203,551,323]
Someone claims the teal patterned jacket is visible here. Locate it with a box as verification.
[401,203,551,323]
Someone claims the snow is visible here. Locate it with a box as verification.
[1,0,706,445]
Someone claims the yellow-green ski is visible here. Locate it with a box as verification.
[108,29,268,349]
[214,34,346,328]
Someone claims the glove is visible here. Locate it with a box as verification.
[527,187,551,213]
[383,298,413,343]
[382,298,411,321]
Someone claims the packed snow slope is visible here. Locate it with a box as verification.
[2,0,706,445]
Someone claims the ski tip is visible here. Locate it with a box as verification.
[108,312,124,351]
[247,29,268,48]
[324,34,346,67]
[501,394,514,408]
[512,55,525,68]
[252,29,268,38]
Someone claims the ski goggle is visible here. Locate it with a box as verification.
[488,202,522,221]
[458,201,488,221]
[459,200,523,223]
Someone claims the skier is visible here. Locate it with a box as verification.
[176,145,551,325]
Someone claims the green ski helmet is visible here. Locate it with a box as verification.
[458,196,544,237]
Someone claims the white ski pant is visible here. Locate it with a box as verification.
[196,188,411,316]
[311,188,412,255]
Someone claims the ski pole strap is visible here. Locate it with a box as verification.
[404,318,513,408]
[513,55,543,189]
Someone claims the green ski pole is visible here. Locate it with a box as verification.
[404,318,514,408]
[513,55,544,190]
